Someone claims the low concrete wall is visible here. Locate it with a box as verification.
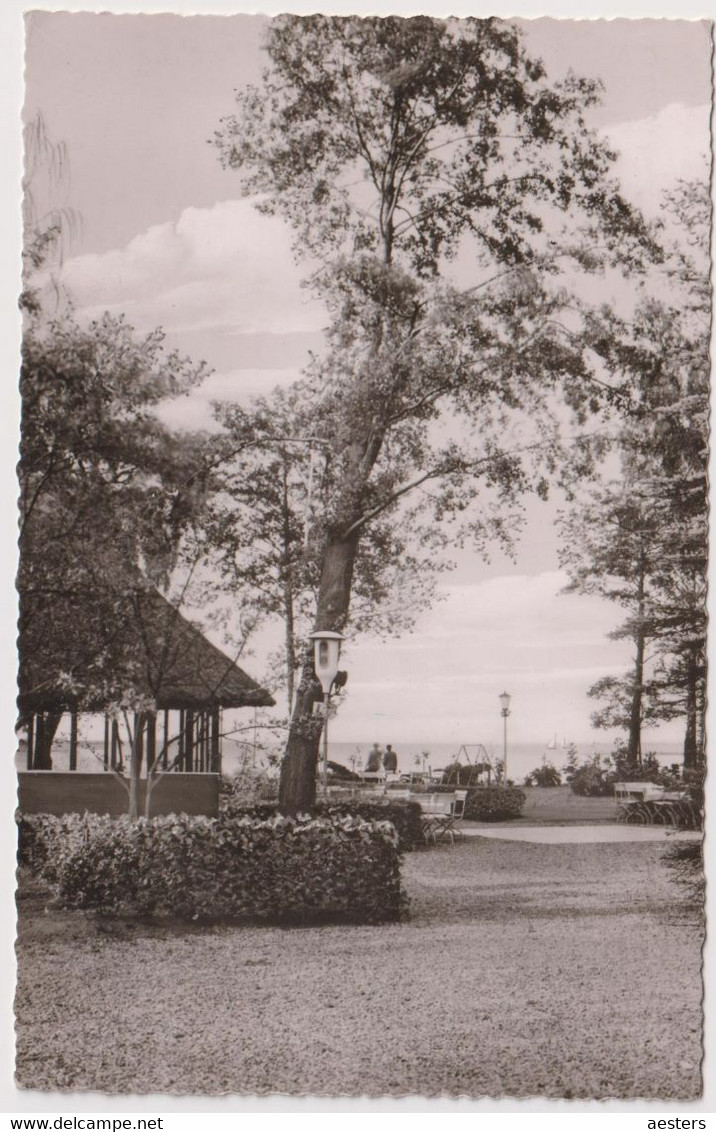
[17,772,220,817]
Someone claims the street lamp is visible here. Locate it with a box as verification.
[310,630,344,798]
[499,691,511,785]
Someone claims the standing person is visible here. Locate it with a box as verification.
[365,743,383,773]
[383,744,398,774]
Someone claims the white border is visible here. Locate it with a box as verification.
[1,1,712,1122]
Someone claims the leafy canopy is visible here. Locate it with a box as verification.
[216,15,654,276]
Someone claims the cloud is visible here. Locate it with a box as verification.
[603,102,710,220]
[328,571,636,744]
[60,198,326,337]
[153,368,302,432]
[407,573,621,652]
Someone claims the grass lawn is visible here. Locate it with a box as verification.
[15,835,702,1099]
[516,785,619,824]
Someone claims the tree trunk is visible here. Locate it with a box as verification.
[143,713,157,818]
[276,306,391,814]
[696,655,706,765]
[280,448,297,715]
[683,647,699,769]
[69,710,78,771]
[278,534,359,814]
[127,712,145,821]
[32,710,62,769]
[128,749,140,821]
[626,564,646,765]
[283,577,296,716]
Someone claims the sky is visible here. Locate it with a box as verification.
[18,12,712,751]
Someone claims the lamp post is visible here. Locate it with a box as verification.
[310,630,344,798]
[499,691,511,785]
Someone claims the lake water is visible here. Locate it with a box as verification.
[325,739,683,783]
[18,736,683,784]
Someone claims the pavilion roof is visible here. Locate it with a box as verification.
[18,588,275,715]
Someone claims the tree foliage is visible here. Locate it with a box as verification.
[19,308,211,701]
[191,385,448,711]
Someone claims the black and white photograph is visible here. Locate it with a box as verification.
[9,5,711,1107]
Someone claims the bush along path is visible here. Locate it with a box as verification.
[19,811,403,924]
[219,795,426,851]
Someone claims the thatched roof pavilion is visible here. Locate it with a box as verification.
[18,589,274,773]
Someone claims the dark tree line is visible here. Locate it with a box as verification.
[559,181,709,769]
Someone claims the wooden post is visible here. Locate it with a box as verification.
[178,710,185,770]
[69,710,78,771]
[33,714,44,770]
[163,710,169,769]
[185,711,194,772]
[110,719,118,770]
[199,713,206,772]
[27,716,34,770]
[195,713,201,772]
[104,716,110,771]
[210,709,220,774]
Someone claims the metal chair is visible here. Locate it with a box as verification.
[614,782,654,824]
[650,790,691,827]
[419,793,458,845]
[450,789,468,838]
[452,789,468,818]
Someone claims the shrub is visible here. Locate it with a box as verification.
[568,758,613,797]
[220,797,424,851]
[568,750,686,797]
[17,812,92,878]
[20,811,403,924]
[524,762,562,788]
[318,800,424,850]
[663,839,704,905]
[463,786,526,822]
[326,760,360,782]
[219,766,279,807]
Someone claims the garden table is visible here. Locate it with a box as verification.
[614,782,691,826]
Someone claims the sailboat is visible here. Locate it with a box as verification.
[547,734,568,751]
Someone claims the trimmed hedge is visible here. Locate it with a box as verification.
[19,811,403,924]
[220,798,425,851]
[463,786,526,822]
[219,790,526,831]
[319,800,424,850]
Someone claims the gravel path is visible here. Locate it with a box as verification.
[15,837,702,1099]
[463,824,703,843]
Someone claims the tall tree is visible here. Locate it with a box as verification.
[558,180,709,766]
[559,485,663,763]
[215,15,657,812]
